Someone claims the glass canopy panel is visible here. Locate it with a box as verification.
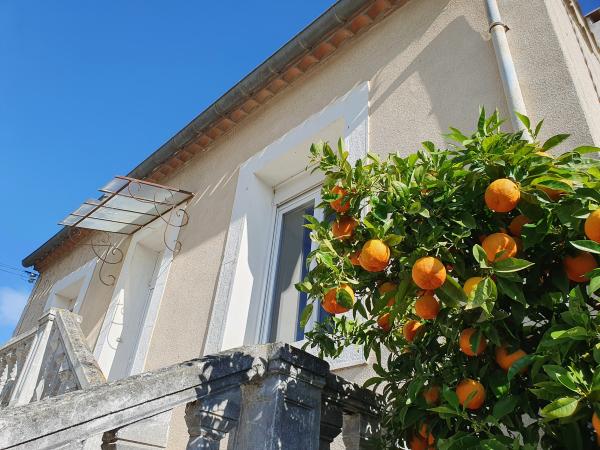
[75,217,140,234]
[59,176,193,235]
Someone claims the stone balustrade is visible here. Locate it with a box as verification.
[0,343,379,450]
[1,308,105,408]
[0,328,36,407]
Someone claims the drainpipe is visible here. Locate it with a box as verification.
[484,0,531,139]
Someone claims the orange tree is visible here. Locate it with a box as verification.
[296,110,600,449]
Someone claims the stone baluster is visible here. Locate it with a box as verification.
[232,344,328,450]
[319,392,344,450]
[185,386,241,449]
[0,351,16,406]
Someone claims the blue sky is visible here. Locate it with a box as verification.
[0,0,598,346]
[0,0,335,345]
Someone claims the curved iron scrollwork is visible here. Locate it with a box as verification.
[67,228,124,286]
[125,180,189,254]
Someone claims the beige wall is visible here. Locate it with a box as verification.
[13,0,600,447]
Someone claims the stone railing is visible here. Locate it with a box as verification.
[0,328,36,406]
[3,308,105,407]
[0,343,379,450]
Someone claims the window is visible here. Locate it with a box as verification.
[206,82,368,358]
[263,184,331,344]
[45,260,95,314]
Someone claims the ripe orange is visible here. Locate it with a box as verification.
[358,239,390,272]
[349,251,361,266]
[377,313,392,332]
[403,320,423,342]
[485,178,520,213]
[378,281,397,297]
[456,379,486,410]
[415,292,440,320]
[585,210,600,243]
[322,284,354,314]
[459,328,487,356]
[482,233,517,262]
[423,385,440,405]
[508,215,529,237]
[330,186,350,213]
[593,412,600,442]
[495,346,527,372]
[463,277,484,297]
[412,257,447,290]
[332,216,358,240]
[564,252,598,282]
[409,434,434,450]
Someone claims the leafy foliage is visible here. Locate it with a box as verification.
[296,109,600,448]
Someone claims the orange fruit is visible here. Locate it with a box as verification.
[482,233,517,262]
[349,251,361,266]
[456,379,486,410]
[330,186,350,213]
[459,328,487,356]
[463,277,484,297]
[508,215,529,237]
[593,412,600,442]
[332,216,358,240]
[409,434,434,450]
[495,346,527,372]
[377,313,392,332]
[585,210,600,243]
[412,257,447,290]
[322,284,354,314]
[403,320,423,342]
[358,239,390,272]
[564,252,598,282]
[485,178,520,213]
[415,292,440,320]
[423,385,440,405]
[378,281,397,296]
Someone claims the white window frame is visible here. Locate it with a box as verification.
[259,184,323,344]
[204,82,369,370]
[44,259,96,314]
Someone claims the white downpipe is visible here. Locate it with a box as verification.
[485,0,531,139]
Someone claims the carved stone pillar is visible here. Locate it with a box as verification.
[102,411,172,449]
[232,344,328,450]
[185,386,241,449]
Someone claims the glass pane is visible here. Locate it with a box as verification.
[269,200,314,343]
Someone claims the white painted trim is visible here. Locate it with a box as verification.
[44,259,96,314]
[93,208,184,379]
[205,82,369,356]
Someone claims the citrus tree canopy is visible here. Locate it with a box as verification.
[296,110,600,449]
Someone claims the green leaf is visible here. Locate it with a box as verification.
[336,289,354,309]
[542,133,570,150]
[299,304,313,328]
[493,258,534,273]
[508,354,534,380]
[571,145,600,154]
[550,326,590,341]
[442,385,460,410]
[496,278,526,305]
[427,406,461,416]
[492,395,519,419]
[436,276,466,307]
[383,234,404,247]
[543,365,580,393]
[540,397,579,420]
[473,244,491,268]
[468,277,497,315]
[515,112,530,130]
[570,240,600,255]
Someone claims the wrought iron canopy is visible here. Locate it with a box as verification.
[59,176,194,235]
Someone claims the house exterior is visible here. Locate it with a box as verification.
[2,0,600,448]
